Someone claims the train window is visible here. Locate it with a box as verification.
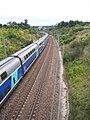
[28,53,30,56]
[24,56,26,60]
[29,49,35,56]
[1,71,7,81]
[26,54,28,58]
[40,42,43,45]
[29,52,31,55]
[31,50,33,54]
[28,52,31,56]
[28,53,29,57]
[32,49,35,52]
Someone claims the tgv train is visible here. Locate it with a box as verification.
[0,32,48,106]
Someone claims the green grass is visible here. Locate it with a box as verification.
[63,28,90,120]
[66,59,90,120]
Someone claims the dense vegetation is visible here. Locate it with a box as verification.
[47,21,90,120]
[57,20,90,28]
[0,20,41,60]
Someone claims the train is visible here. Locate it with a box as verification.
[0,32,48,106]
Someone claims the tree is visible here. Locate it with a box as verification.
[24,19,28,26]
[0,24,2,27]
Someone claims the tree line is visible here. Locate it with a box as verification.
[0,19,30,29]
[57,20,90,28]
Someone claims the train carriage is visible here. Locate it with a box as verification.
[0,32,48,106]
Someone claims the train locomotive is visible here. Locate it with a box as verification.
[0,32,48,106]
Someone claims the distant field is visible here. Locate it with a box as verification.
[0,28,41,60]
[47,25,90,120]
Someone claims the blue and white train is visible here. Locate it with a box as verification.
[0,32,48,106]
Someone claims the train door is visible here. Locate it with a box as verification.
[11,70,18,88]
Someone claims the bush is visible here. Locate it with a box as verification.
[8,32,16,39]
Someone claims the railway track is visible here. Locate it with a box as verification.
[0,35,63,120]
[0,36,54,119]
[33,36,61,120]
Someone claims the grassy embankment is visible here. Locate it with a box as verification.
[47,26,90,120]
[0,28,41,60]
